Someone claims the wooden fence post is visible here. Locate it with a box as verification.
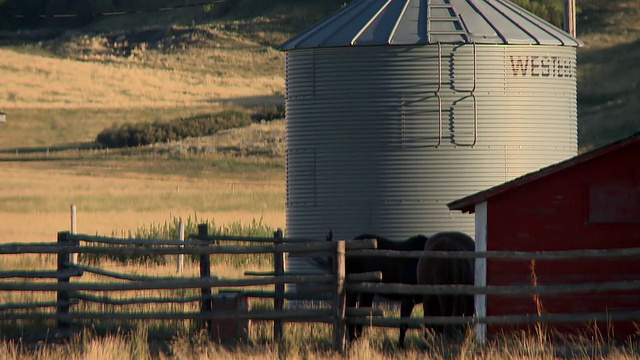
[332,240,346,353]
[177,219,185,274]
[273,228,284,342]
[198,224,212,334]
[57,231,72,331]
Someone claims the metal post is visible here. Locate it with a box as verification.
[273,228,285,342]
[198,224,212,333]
[564,0,576,37]
[177,219,185,274]
[70,205,77,264]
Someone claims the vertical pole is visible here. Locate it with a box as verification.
[198,224,212,334]
[564,0,576,37]
[70,205,77,264]
[273,228,284,342]
[177,219,185,274]
[474,202,488,344]
[57,231,71,330]
[332,240,346,353]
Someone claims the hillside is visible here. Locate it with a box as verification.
[0,0,638,150]
[576,0,640,149]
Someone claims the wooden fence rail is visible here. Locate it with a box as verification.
[347,280,640,296]
[349,247,640,260]
[5,242,638,260]
[2,226,640,352]
[0,309,335,322]
[0,268,83,279]
[0,239,376,255]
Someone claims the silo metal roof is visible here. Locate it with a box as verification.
[279,0,583,50]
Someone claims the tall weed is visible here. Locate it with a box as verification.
[80,215,274,267]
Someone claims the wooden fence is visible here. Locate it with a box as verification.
[0,225,379,351]
[2,225,640,352]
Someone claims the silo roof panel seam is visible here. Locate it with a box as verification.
[278,0,583,50]
[495,0,574,46]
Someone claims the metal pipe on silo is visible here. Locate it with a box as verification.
[564,0,577,37]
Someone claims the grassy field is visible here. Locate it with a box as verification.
[0,8,288,243]
[0,47,283,110]
[0,150,285,243]
[1,0,640,357]
[576,0,640,149]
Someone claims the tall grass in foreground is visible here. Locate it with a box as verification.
[4,217,640,359]
[112,214,275,240]
[2,326,639,359]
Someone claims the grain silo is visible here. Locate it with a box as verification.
[278,0,583,266]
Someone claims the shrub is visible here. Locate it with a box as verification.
[250,103,285,122]
[95,109,252,148]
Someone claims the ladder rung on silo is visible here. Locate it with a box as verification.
[427,0,470,43]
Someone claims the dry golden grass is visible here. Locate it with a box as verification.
[1,324,638,359]
[0,210,284,244]
[153,119,286,158]
[0,47,283,109]
[0,159,285,243]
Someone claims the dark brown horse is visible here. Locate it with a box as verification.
[417,231,475,338]
[327,231,428,346]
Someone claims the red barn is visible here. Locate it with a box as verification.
[449,133,640,343]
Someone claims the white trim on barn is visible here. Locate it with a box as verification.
[474,201,488,344]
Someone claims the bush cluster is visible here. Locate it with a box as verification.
[251,103,285,122]
[95,110,253,148]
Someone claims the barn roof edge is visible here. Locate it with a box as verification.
[448,132,640,213]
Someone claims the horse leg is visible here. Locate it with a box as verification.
[355,292,374,339]
[346,293,359,341]
[455,293,474,339]
[439,294,462,339]
[423,294,442,337]
[399,297,415,347]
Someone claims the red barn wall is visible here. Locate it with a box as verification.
[485,142,640,341]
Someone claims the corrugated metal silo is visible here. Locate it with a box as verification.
[279,0,583,271]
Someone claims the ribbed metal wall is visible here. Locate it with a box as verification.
[285,44,577,247]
